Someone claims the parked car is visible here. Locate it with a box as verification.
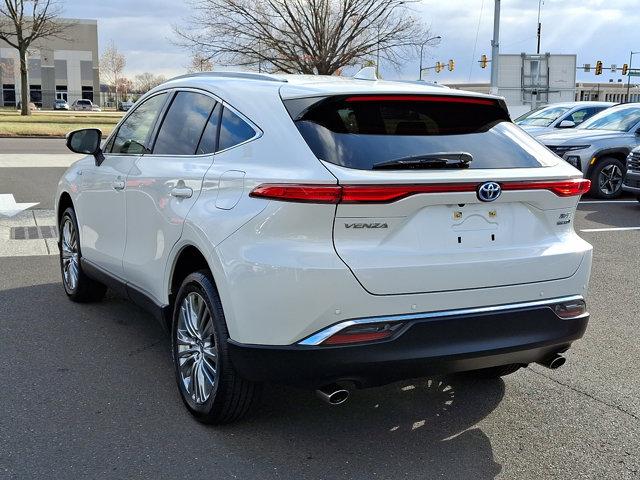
[54,99,70,111]
[118,100,134,111]
[515,101,615,136]
[16,101,38,112]
[71,99,100,111]
[57,72,592,423]
[622,146,640,202]
[536,103,640,198]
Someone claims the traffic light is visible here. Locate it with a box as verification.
[480,54,488,68]
[448,59,455,72]
[595,60,603,75]
[435,61,442,73]
[622,63,629,76]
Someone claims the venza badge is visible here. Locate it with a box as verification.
[477,181,502,202]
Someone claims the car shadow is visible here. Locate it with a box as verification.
[2,280,504,479]
[578,201,640,229]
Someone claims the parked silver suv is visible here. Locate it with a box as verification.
[537,103,640,199]
[622,146,640,202]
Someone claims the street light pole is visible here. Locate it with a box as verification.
[626,51,639,102]
[418,35,442,80]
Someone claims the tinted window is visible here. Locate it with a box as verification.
[218,107,256,151]
[153,92,217,155]
[111,93,167,154]
[288,95,550,170]
[515,105,571,127]
[196,103,222,155]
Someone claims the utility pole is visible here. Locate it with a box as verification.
[536,0,543,54]
[490,0,501,95]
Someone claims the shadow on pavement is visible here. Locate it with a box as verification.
[579,202,640,229]
[1,281,504,479]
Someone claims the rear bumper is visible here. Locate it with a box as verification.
[622,170,640,193]
[228,298,589,388]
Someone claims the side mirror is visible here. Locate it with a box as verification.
[66,128,104,165]
[557,120,576,129]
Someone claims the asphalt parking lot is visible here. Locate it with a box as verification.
[1,139,639,479]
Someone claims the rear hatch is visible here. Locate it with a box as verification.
[284,93,590,295]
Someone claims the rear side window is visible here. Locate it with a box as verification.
[153,91,217,155]
[218,107,256,151]
[196,103,222,155]
[288,95,553,170]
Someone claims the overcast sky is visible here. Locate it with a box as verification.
[63,0,638,84]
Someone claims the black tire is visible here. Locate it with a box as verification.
[171,271,261,424]
[465,363,522,379]
[59,207,107,302]
[589,157,625,199]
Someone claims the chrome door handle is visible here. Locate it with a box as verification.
[170,186,193,199]
[112,179,125,190]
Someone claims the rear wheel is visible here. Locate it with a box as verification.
[590,157,625,199]
[59,207,107,302]
[171,271,261,424]
[465,364,522,379]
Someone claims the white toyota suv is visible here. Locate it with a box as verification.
[57,72,593,424]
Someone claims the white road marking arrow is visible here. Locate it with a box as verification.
[0,194,39,217]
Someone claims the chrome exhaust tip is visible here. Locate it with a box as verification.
[536,354,566,370]
[316,384,350,405]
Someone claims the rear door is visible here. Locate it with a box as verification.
[288,94,589,295]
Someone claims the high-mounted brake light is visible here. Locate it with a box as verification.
[344,95,496,106]
[250,179,591,204]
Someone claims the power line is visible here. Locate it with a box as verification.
[468,0,486,82]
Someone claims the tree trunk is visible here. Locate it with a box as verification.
[19,48,30,116]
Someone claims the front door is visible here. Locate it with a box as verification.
[76,91,169,278]
[123,90,219,302]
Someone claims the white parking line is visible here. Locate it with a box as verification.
[579,200,638,204]
[0,154,81,168]
[580,227,640,232]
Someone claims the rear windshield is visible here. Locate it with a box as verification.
[287,95,552,170]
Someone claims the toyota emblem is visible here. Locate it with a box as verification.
[477,182,502,202]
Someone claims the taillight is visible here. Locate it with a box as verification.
[502,179,591,197]
[249,184,342,204]
[321,322,404,346]
[250,179,591,204]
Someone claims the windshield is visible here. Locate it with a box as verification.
[578,106,640,132]
[515,105,571,127]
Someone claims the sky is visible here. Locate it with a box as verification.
[62,0,639,84]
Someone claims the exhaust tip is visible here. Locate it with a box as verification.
[316,384,350,405]
[537,354,566,370]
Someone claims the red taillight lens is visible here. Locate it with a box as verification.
[502,179,591,197]
[340,184,477,203]
[249,184,342,203]
[250,178,591,204]
[322,322,404,346]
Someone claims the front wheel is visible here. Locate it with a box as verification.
[59,207,107,302]
[171,271,261,424]
[590,157,625,199]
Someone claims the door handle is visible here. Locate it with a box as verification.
[170,186,193,199]
[112,179,125,190]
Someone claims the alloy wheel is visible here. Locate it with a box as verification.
[598,164,623,196]
[176,292,218,404]
[61,217,79,291]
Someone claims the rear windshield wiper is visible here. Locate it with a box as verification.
[372,152,473,170]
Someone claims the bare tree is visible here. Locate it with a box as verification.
[175,0,435,75]
[100,41,126,104]
[134,72,166,93]
[188,53,213,73]
[0,0,69,115]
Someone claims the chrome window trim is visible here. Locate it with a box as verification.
[297,295,587,346]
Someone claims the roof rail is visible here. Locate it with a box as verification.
[168,71,287,83]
